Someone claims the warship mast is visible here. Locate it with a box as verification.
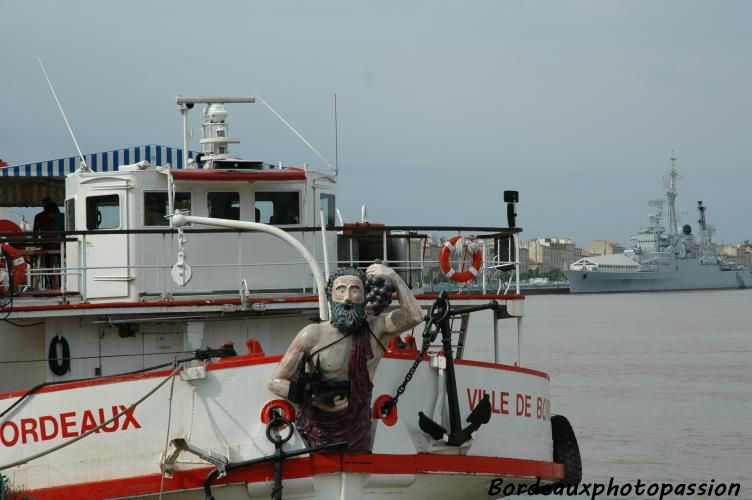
[665,154,679,236]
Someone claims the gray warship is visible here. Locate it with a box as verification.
[565,157,750,293]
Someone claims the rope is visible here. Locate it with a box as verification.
[0,357,195,422]
[0,351,195,365]
[2,319,44,328]
[0,366,182,471]
[460,242,469,274]
[158,371,177,499]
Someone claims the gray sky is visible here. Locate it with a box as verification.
[1,0,750,246]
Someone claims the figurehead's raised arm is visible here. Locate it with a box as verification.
[366,263,424,338]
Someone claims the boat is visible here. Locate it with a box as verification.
[0,96,581,499]
[565,157,751,294]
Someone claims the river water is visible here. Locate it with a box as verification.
[514,289,752,498]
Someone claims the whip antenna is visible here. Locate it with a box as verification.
[334,93,339,177]
[36,55,87,170]
[254,92,335,175]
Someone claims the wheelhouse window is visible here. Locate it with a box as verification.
[207,192,240,220]
[255,191,300,225]
[65,199,75,230]
[144,191,192,226]
[86,195,120,230]
[320,193,335,227]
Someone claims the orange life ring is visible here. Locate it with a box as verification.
[439,236,482,284]
[0,244,27,294]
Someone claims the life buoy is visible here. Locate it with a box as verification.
[439,236,482,284]
[0,244,27,295]
[48,335,71,376]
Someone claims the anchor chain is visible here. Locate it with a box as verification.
[383,327,433,411]
[381,294,450,414]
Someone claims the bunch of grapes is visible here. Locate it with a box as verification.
[365,276,395,316]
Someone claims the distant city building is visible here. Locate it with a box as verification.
[410,236,443,280]
[583,240,626,256]
[717,243,752,269]
[716,244,736,256]
[526,237,582,272]
[517,246,530,274]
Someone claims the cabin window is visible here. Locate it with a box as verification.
[86,195,120,230]
[144,191,192,226]
[320,193,335,227]
[255,191,300,225]
[65,199,75,231]
[208,192,240,220]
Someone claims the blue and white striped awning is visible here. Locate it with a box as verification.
[0,145,199,177]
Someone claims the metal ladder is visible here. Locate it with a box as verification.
[429,313,469,359]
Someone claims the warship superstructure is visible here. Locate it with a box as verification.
[565,157,750,293]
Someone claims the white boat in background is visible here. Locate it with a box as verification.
[566,157,751,294]
[0,97,580,499]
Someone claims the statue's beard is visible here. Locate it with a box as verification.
[330,301,367,335]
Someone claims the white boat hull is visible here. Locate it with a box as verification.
[0,354,561,499]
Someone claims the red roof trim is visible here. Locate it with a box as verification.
[171,168,306,182]
[27,453,563,499]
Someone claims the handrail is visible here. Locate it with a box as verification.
[6,227,521,307]
[0,225,520,238]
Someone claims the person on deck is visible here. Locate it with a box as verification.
[268,263,424,453]
[32,197,56,233]
[32,197,62,289]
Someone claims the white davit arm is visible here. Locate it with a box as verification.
[172,214,329,322]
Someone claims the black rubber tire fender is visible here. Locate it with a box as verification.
[48,335,71,376]
[551,414,582,485]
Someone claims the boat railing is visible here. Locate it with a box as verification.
[1,225,522,302]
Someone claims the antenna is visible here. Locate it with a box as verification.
[254,92,336,175]
[334,93,339,177]
[36,55,88,170]
[664,153,679,235]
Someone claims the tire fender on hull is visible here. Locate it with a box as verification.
[551,414,582,485]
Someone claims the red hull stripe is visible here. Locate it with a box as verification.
[26,453,564,499]
[0,353,548,400]
[171,169,306,182]
[2,293,523,314]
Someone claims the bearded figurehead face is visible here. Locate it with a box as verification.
[327,268,367,335]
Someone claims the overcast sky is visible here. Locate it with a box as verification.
[1,1,750,246]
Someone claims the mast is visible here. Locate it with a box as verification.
[665,154,679,236]
[697,201,707,258]
[696,200,715,258]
